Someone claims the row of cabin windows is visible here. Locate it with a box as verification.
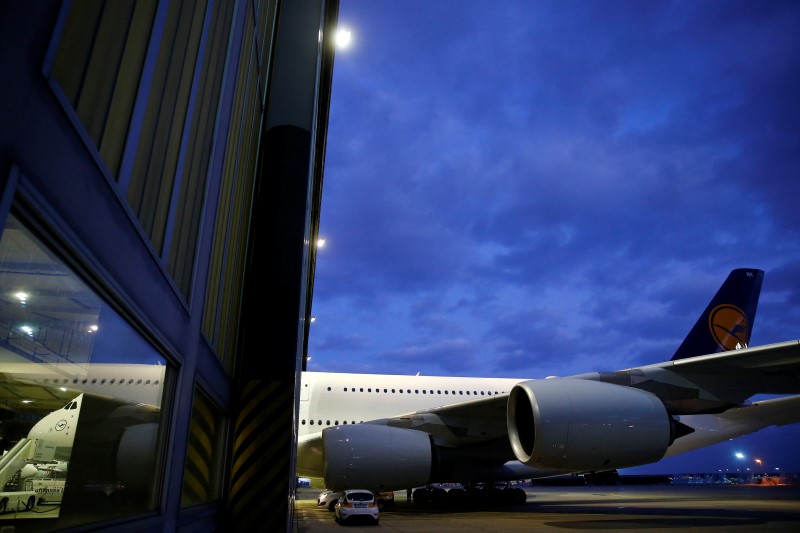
[325,385,503,396]
[43,378,160,385]
[300,386,508,427]
[301,419,360,426]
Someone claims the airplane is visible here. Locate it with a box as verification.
[1,269,796,505]
[1,389,161,517]
[0,394,83,513]
[0,360,165,511]
[296,268,800,502]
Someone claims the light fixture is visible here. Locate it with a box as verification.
[317,237,326,248]
[335,27,352,49]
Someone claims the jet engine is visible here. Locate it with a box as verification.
[507,378,671,470]
[322,424,433,492]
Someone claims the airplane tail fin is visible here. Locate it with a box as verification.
[671,268,764,360]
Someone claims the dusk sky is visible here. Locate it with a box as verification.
[308,1,800,475]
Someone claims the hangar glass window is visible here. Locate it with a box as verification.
[0,213,169,528]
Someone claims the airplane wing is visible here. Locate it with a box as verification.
[394,339,800,461]
[572,339,800,415]
[371,394,511,451]
[669,339,800,379]
[359,339,800,450]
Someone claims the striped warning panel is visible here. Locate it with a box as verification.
[182,390,217,505]
[229,379,296,531]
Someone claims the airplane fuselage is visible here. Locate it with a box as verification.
[298,371,525,437]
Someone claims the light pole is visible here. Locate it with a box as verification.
[733,451,746,482]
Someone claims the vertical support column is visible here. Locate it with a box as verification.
[228,1,335,532]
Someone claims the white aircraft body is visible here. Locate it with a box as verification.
[0,362,165,415]
[296,269,800,496]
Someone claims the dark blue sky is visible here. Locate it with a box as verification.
[309,0,800,474]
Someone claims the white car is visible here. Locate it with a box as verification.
[316,489,342,511]
[334,489,380,525]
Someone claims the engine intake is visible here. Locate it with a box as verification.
[322,424,433,492]
[507,378,670,470]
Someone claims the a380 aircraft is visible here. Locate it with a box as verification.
[296,268,800,501]
[2,269,798,507]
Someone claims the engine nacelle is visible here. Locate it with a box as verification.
[507,378,670,470]
[322,424,433,492]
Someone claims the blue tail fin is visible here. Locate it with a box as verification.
[671,268,764,360]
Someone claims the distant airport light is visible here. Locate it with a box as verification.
[317,237,326,248]
[335,27,352,49]
[735,452,745,460]
[15,291,28,303]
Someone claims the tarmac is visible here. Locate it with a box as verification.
[292,484,800,532]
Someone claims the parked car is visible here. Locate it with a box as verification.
[334,489,380,525]
[316,489,342,511]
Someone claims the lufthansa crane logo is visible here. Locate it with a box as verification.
[708,304,748,351]
[55,420,68,431]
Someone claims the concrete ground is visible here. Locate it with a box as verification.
[292,484,800,532]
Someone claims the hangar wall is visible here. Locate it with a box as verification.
[0,1,336,531]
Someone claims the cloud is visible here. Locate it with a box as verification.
[308,0,800,473]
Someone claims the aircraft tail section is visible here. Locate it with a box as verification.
[671,268,764,360]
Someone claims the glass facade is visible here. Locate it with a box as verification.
[0,212,168,526]
[0,0,335,530]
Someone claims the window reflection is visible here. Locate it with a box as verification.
[0,213,168,526]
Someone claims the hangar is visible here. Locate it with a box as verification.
[0,1,336,531]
